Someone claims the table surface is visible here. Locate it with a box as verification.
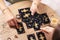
[0,0,59,40]
[0,1,60,40]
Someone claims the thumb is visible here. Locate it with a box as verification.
[30,6,36,15]
[40,28,49,34]
[31,11,35,15]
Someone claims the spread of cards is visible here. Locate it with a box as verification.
[0,1,60,40]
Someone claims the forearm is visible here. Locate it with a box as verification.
[0,0,14,21]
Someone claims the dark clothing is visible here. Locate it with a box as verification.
[6,0,29,4]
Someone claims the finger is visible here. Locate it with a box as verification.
[8,20,15,26]
[8,20,15,27]
[31,11,35,15]
[40,28,51,34]
[30,8,35,15]
[40,29,49,34]
[30,5,37,15]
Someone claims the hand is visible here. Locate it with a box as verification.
[40,26,54,40]
[8,19,16,28]
[7,19,18,28]
[30,2,37,15]
[30,0,40,15]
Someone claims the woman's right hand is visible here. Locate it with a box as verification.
[40,26,54,40]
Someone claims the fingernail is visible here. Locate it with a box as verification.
[32,13,33,15]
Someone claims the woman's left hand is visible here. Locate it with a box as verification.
[30,0,40,15]
[30,2,37,15]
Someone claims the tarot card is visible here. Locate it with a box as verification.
[41,13,50,24]
[16,22,25,34]
[36,32,46,40]
[27,34,36,40]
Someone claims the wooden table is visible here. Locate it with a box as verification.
[0,1,59,40]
